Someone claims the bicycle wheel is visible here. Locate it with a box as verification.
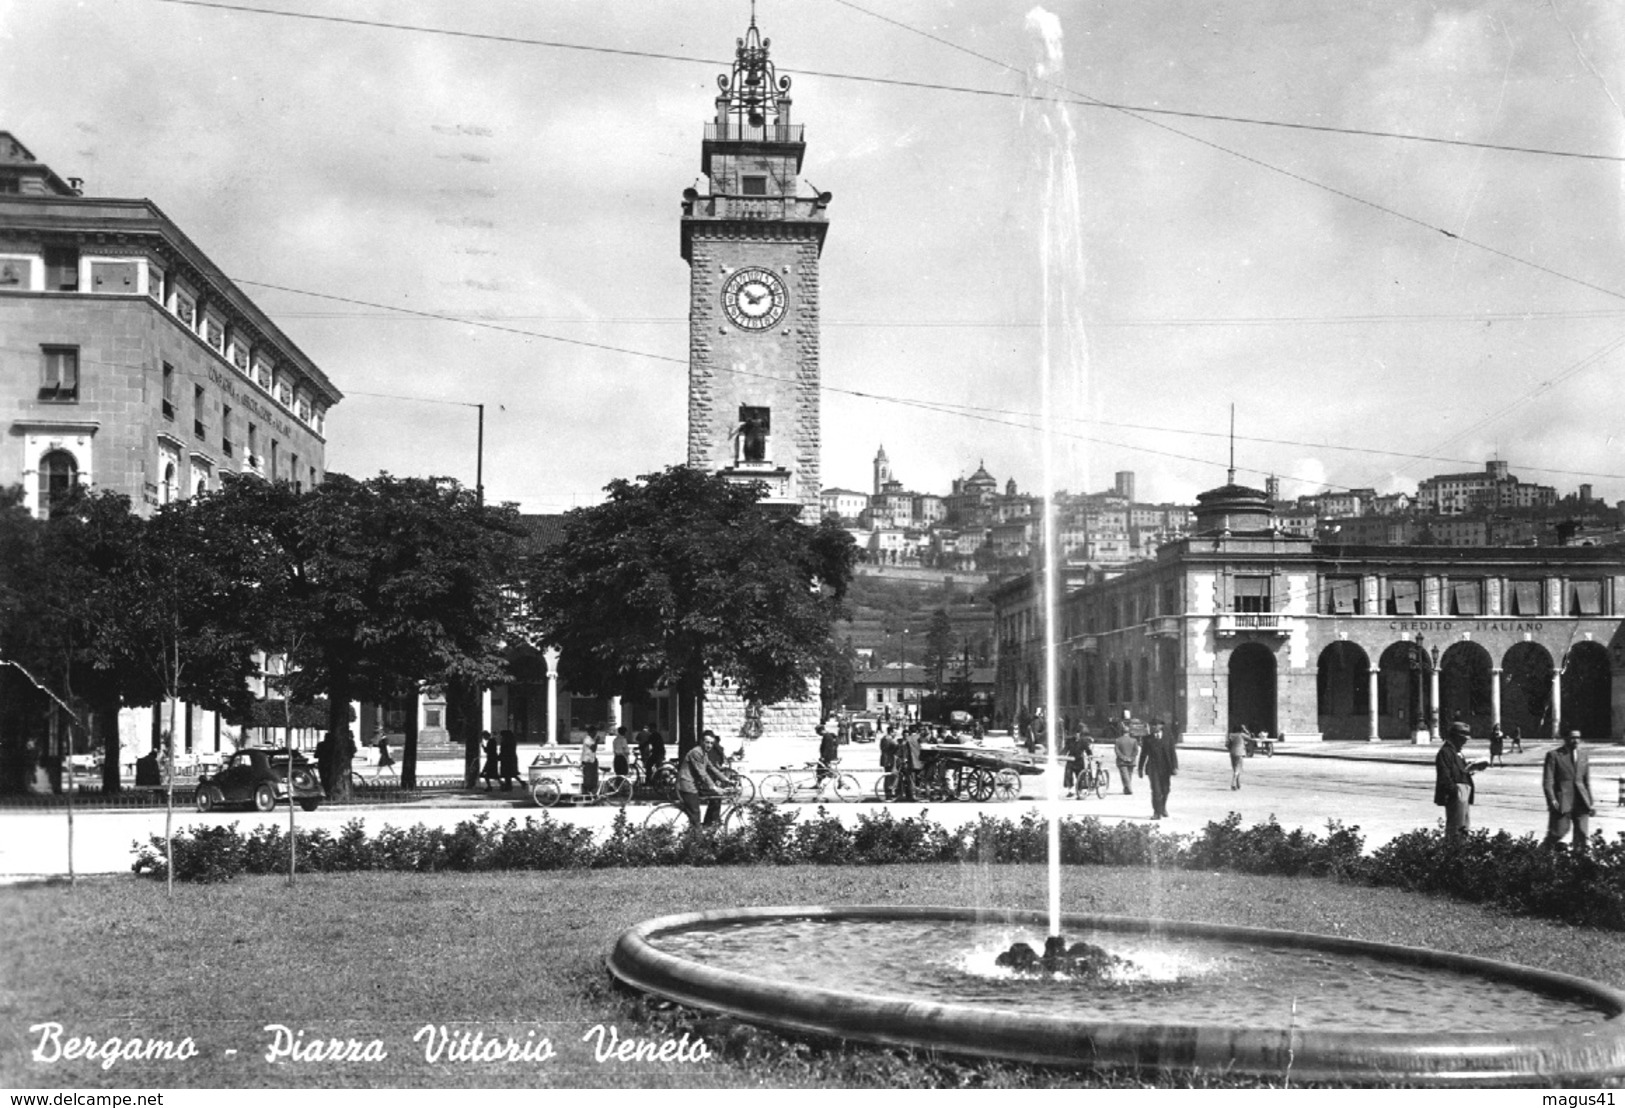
[1093,765,1110,799]
[531,777,561,807]
[643,803,688,831]
[721,804,750,833]
[759,774,794,804]
[873,771,898,800]
[349,770,368,792]
[992,768,1022,802]
[924,763,953,802]
[726,769,756,804]
[651,764,679,799]
[833,772,863,802]
[598,774,633,807]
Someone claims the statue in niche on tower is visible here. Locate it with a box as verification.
[731,406,770,465]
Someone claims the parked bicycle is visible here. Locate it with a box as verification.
[759,761,861,803]
[627,754,678,800]
[1069,755,1111,800]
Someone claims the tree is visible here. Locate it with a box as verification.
[196,473,524,792]
[524,467,857,754]
[820,636,858,718]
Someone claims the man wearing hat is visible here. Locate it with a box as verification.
[1434,722,1485,839]
[1542,730,1594,852]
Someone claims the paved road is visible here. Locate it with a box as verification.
[2,743,1620,879]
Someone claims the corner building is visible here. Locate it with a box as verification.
[0,132,341,767]
[0,132,340,515]
[993,480,1625,745]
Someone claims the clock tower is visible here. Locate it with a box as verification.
[683,11,830,520]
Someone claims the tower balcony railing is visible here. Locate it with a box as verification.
[706,122,805,144]
[1215,612,1290,637]
[683,194,828,221]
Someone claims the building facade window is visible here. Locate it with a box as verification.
[44,246,78,291]
[1233,575,1271,613]
[161,362,175,420]
[37,449,78,519]
[1568,581,1603,616]
[1326,577,1359,614]
[1387,578,1421,615]
[1510,580,1542,616]
[39,346,79,402]
[221,404,234,456]
[193,385,206,439]
[1450,580,1482,616]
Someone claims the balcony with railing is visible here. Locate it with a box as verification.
[682,192,827,222]
[1215,612,1290,637]
[705,122,804,145]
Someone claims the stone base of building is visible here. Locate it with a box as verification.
[704,678,823,771]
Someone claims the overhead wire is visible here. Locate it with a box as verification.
[141,0,1624,164]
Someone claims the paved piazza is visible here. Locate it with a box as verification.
[2,739,1620,880]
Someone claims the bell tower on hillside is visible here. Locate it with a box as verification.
[683,11,830,520]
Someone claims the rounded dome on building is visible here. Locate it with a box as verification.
[1193,480,1274,535]
[965,461,997,491]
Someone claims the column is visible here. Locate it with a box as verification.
[1489,669,1502,731]
[544,646,561,746]
[1550,669,1563,738]
[1427,665,1441,741]
[481,688,493,734]
[1367,667,1381,741]
[611,696,623,732]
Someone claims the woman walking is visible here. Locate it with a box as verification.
[1227,727,1249,790]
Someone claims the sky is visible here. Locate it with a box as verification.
[5,0,1624,513]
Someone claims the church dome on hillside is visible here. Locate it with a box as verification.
[966,461,997,490]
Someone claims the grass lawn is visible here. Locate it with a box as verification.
[3,863,1622,1088]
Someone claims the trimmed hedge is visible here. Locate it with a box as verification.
[131,805,1625,930]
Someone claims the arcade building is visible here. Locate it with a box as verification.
[992,478,1625,745]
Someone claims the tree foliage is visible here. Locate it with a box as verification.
[524,467,857,739]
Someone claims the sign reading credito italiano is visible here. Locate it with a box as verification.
[1388,620,1552,635]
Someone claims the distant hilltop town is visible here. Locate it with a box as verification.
[821,448,1623,574]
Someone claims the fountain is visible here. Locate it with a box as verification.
[607,904,1625,1083]
[607,8,1625,1086]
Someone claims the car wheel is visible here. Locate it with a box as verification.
[195,786,215,813]
[253,783,277,812]
[298,799,320,812]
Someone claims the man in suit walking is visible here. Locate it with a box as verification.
[1542,729,1594,852]
[1137,720,1178,820]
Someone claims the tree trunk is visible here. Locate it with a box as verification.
[446,677,481,787]
[402,687,420,790]
[96,687,121,794]
[326,668,353,801]
[675,669,704,765]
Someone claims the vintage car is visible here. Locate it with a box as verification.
[195,747,326,812]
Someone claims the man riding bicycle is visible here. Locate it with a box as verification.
[678,730,734,826]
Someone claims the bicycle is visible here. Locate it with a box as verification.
[627,755,678,800]
[759,761,861,803]
[1068,756,1111,799]
[642,793,749,832]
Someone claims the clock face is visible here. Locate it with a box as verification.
[722,267,788,331]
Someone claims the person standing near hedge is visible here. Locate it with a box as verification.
[1113,724,1139,796]
[1542,729,1594,853]
[1226,727,1248,790]
[580,723,601,797]
[1137,720,1177,819]
[1434,722,1484,839]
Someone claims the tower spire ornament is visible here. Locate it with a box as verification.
[718,2,791,134]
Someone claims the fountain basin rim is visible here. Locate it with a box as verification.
[608,904,1625,1084]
